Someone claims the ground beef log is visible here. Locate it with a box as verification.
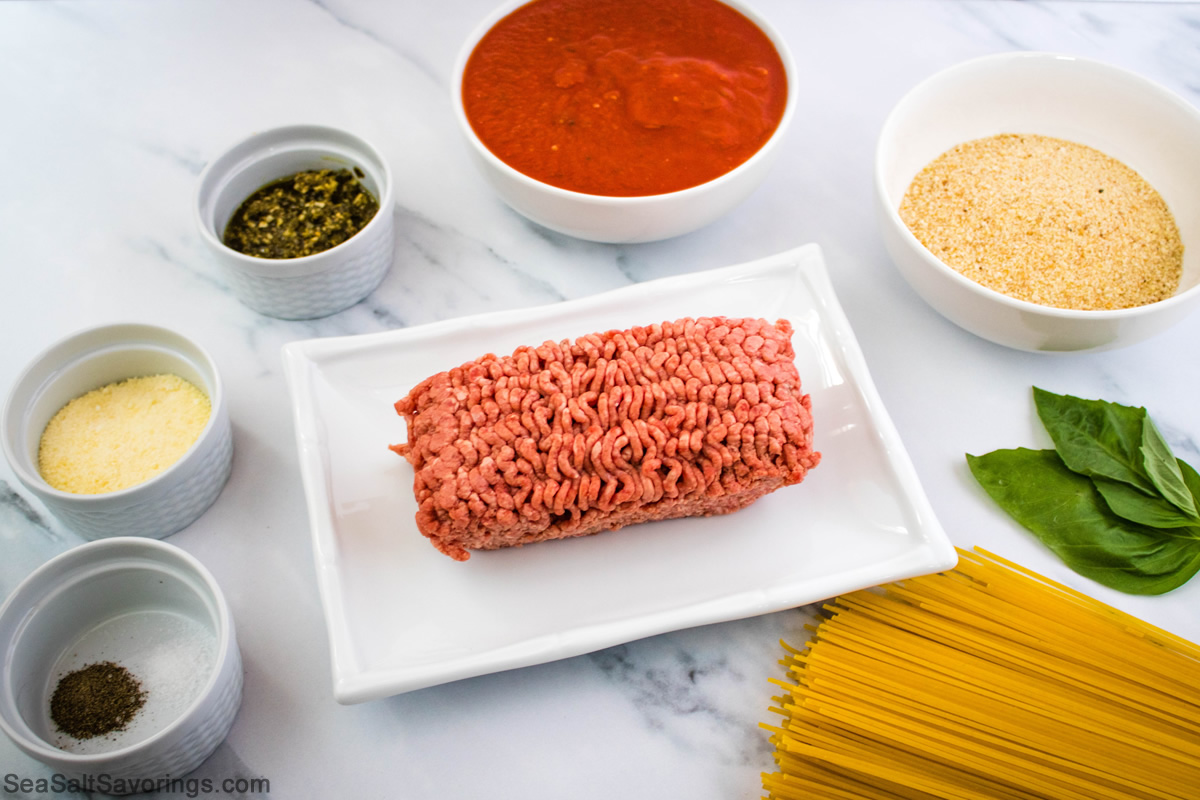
[389,316,820,561]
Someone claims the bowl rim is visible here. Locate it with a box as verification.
[0,322,228,506]
[193,123,395,278]
[874,50,1200,321]
[0,536,236,765]
[451,0,798,204]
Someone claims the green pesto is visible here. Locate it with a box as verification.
[223,167,379,259]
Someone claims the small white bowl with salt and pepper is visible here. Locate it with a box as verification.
[875,52,1200,352]
[0,537,242,792]
[195,124,396,320]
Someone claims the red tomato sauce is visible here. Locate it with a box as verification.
[462,0,788,197]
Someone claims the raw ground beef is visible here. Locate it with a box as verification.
[389,316,820,560]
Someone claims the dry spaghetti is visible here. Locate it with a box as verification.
[762,548,1200,799]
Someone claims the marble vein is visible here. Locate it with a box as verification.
[136,139,208,177]
[304,0,444,88]
[590,641,771,766]
[0,480,71,593]
[131,237,231,294]
[0,480,56,534]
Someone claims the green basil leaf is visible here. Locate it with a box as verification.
[1181,458,1200,511]
[1050,541,1200,594]
[967,448,1200,595]
[1094,477,1200,529]
[1032,387,1156,494]
[1142,417,1200,518]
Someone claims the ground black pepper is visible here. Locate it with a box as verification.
[49,661,146,740]
[222,167,380,259]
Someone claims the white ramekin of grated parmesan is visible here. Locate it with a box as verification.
[1,323,233,539]
[874,52,1200,353]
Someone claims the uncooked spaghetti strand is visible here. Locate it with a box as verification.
[798,653,1145,770]
[809,612,1200,762]
[760,772,881,800]
[899,562,1155,668]
[848,580,1193,702]
[941,557,1200,699]
[834,582,1200,730]
[964,548,1200,662]
[802,631,1200,793]
[833,586,1065,672]
[779,670,1187,800]
[776,740,978,800]
[778,684,1106,800]
[762,548,1200,800]
[793,666,1197,799]
[804,754,972,800]
[776,707,1050,800]
[782,737,1083,800]
[806,611,1200,764]
[769,737,945,800]
[763,759,934,800]
[791,672,1176,800]
[773,672,1040,799]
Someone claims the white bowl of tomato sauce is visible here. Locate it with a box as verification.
[453,0,796,243]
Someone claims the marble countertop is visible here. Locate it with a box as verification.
[2,1,1198,797]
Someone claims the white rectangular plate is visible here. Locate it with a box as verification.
[282,244,956,703]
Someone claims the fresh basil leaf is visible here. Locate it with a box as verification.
[1142,417,1200,518]
[1032,387,1156,494]
[967,448,1200,595]
[1094,477,1200,530]
[1049,540,1200,595]
[1181,458,1200,511]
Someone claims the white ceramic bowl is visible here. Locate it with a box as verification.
[1,323,233,540]
[0,538,242,792]
[875,52,1200,353]
[195,124,396,320]
[452,0,796,244]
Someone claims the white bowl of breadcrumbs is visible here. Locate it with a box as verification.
[875,51,1200,352]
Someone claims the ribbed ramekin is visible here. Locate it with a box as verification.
[0,537,243,792]
[195,124,396,319]
[1,322,233,540]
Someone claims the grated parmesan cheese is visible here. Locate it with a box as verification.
[38,374,211,494]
